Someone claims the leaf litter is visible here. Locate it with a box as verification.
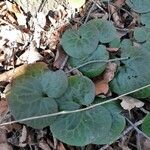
[0,0,150,149]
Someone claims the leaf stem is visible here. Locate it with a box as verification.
[0,83,149,126]
[66,57,129,73]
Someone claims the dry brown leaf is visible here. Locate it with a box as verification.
[106,47,119,52]
[19,126,27,147]
[57,142,67,150]
[0,62,48,82]
[109,4,124,28]
[103,62,117,82]
[39,139,51,150]
[115,0,125,7]
[0,98,8,116]
[53,45,67,69]
[94,62,117,95]
[120,96,144,111]
[95,80,109,95]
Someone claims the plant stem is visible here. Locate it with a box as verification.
[0,84,149,126]
[66,57,129,73]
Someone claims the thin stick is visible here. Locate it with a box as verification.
[125,117,150,140]
[91,0,107,14]
[0,84,149,127]
[84,3,96,24]
[66,57,129,73]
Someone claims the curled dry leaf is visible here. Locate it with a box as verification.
[16,41,43,64]
[94,62,117,95]
[19,126,27,147]
[53,45,67,69]
[120,96,144,111]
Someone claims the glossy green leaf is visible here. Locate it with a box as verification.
[51,106,112,146]
[142,114,150,137]
[126,0,150,13]
[88,19,117,43]
[41,70,68,98]
[61,21,99,58]
[56,75,95,107]
[69,45,109,78]
[134,27,150,42]
[141,12,150,27]
[110,46,150,98]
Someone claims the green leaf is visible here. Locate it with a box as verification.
[41,70,68,98]
[142,114,150,137]
[93,113,125,144]
[69,45,109,78]
[110,46,150,98]
[89,19,117,43]
[7,70,69,128]
[9,97,58,129]
[109,38,121,48]
[56,75,95,107]
[93,100,125,144]
[134,27,150,42]
[141,12,150,27]
[51,106,112,146]
[126,0,150,13]
[61,21,99,58]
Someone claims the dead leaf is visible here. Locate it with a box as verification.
[16,41,43,64]
[109,4,124,28]
[95,80,109,95]
[39,139,51,150]
[120,96,144,111]
[57,142,67,150]
[0,98,8,116]
[19,126,27,147]
[103,62,117,82]
[106,47,119,52]
[53,45,67,69]
[94,62,117,95]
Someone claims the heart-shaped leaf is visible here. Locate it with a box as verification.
[61,21,99,58]
[88,19,117,43]
[56,75,95,108]
[126,0,150,13]
[110,45,150,98]
[41,70,68,98]
[7,70,68,128]
[50,105,112,146]
[69,45,109,77]
[142,114,150,137]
